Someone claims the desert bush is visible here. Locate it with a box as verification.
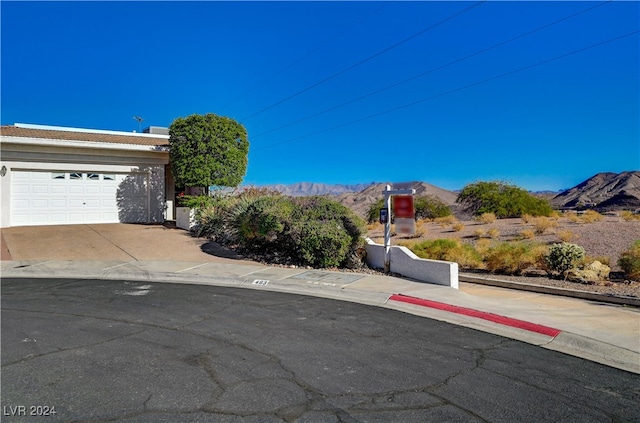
[473,228,487,239]
[544,242,585,275]
[521,214,532,224]
[474,238,493,255]
[533,216,557,234]
[557,230,577,243]
[620,210,640,222]
[456,181,553,218]
[584,255,610,267]
[487,227,500,239]
[483,241,546,275]
[435,215,458,228]
[414,195,452,220]
[409,238,482,269]
[581,210,604,223]
[620,211,635,221]
[366,222,383,231]
[520,229,535,240]
[477,212,497,224]
[566,211,581,223]
[618,240,640,280]
[451,222,465,232]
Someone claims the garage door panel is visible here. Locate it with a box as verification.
[32,199,48,208]
[12,184,29,194]
[51,199,67,208]
[32,185,49,194]
[51,186,66,194]
[10,171,152,226]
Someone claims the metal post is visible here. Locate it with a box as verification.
[384,184,392,272]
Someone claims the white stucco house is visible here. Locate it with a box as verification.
[0,123,176,228]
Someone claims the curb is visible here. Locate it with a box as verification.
[459,274,640,307]
[389,294,562,336]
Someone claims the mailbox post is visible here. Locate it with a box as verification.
[382,184,416,272]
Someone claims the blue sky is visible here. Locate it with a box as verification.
[2,1,638,191]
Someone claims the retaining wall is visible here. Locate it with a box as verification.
[364,238,459,289]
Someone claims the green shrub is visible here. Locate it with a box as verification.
[456,181,553,218]
[200,194,365,268]
[290,220,352,268]
[544,242,585,275]
[618,240,640,280]
[414,195,452,220]
[233,196,295,247]
[484,241,547,275]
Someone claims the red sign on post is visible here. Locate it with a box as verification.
[393,195,414,219]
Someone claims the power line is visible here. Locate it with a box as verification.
[221,3,391,110]
[240,0,486,121]
[251,1,611,140]
[253,29,638,151]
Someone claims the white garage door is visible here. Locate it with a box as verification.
[10,171,149,226]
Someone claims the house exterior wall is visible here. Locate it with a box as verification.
[1,134,169,228]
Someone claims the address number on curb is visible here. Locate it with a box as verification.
[252,279,270,286]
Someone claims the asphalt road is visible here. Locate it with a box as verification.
[2,277,638,423]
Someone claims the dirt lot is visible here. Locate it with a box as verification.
[367,214,640,298]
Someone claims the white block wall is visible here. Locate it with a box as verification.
[364,238,459,289]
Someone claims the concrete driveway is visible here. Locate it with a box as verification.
[1,223,254,264]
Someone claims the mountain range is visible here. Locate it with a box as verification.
[259,171,640,216]
[260,182,373,197]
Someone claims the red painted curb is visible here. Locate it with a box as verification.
[389,294,562,337]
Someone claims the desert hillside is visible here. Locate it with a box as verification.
[551,171,640,210]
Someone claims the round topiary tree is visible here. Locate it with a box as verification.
[169,113,249,191]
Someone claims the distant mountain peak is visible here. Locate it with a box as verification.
[551,171,640,210]
[255,182,375,197]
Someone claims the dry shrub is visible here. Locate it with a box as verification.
[451,222,465,232]
[584,255,611,267]
[533,216,557,234]
[549,210,561,220]
[367,222,383,231]
[484,241,547,275]
[566,211,580,223]
[487,227,500,239]
[474,228,487,239]
[620,211,634,221]
[435,215,457,227]
[409,238,482,269]
[582,210,604,223]
[520,229,535,240]
[475,238,493,255]
[557,229,578,243]
[521,214,532,224]
[618,240,640,280]
[620,211,640,222]
[478,212,497,224]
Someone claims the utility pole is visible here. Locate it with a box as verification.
[133,116,144,133]
[382,184,415,272]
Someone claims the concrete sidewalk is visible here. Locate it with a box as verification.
[2,224,639,374]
